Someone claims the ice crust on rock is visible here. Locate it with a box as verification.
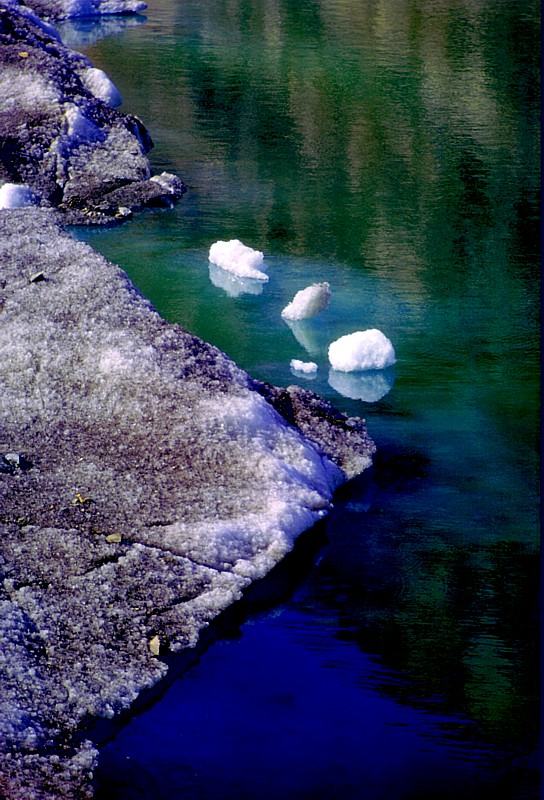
[0,183,36,209]
[209,239,268,281]
[281,282,331,321]
[328,329,396,372]
[79,66,123,107]
[23,0,147,21]
[0,209,375,799]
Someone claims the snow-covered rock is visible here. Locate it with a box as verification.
[328,329,396,372]
[281,282,330,321]
[208,239,268,281]
[0,208,375,799]
[0,1,184,224]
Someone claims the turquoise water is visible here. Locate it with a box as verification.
[71,1,540,797]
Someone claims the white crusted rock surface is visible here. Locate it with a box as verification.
[0,209,375,798]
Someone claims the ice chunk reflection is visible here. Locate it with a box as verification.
[57,14,146,47]
[283,319,321,355]
[328,367,395,402]
[208,262,264,297]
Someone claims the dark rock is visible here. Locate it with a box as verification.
[0,0,183,223]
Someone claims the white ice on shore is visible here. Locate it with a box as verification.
[0,184,36,209]
[281,282,330,321]
[328,329,396,372]
[208,239,268,281]
[79,67,122,107]
[54,0,147,18]
[290,359,318,375]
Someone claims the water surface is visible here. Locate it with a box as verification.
[72,1,540,797]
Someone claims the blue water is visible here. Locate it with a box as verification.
[69,1,540,797]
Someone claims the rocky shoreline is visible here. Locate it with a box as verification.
[0,3,376,798]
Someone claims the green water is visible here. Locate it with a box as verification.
[72,1,540,796]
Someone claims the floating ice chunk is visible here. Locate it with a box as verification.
[281,282,330,321]
[208,239,268,281]
[80,67,122,107]
[328,329,396,372]
[93,0,147,13]
[290,359,318,375]
[208,263,264,297]
[0,184,36,210]
[328,367,395,402]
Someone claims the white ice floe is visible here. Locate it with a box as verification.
[281,282,330,321]
[79,67,122,107]
[290,359,318,375]
[208,239,268,281]
[328,368,395,402]
[328,329,396,372]
[0,184,36,210]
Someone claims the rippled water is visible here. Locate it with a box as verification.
[70,1,540,797]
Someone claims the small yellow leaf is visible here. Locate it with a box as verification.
[18,51,29,58]
[149,635,160,656]
[106,532,122,543]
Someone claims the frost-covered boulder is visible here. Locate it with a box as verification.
[0,0,185,224]
[281,282,330,321]
[328,329,396,372]
[209,239,268,281]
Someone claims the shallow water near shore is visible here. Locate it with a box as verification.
[72,0,540,797]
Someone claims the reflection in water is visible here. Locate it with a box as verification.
[57,13,146,47]
[283,318,323,355]
[77,1,540,797]
[328,367,395,402]
[208,261,265,297]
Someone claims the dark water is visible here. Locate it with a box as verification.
[71,1,540,797]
